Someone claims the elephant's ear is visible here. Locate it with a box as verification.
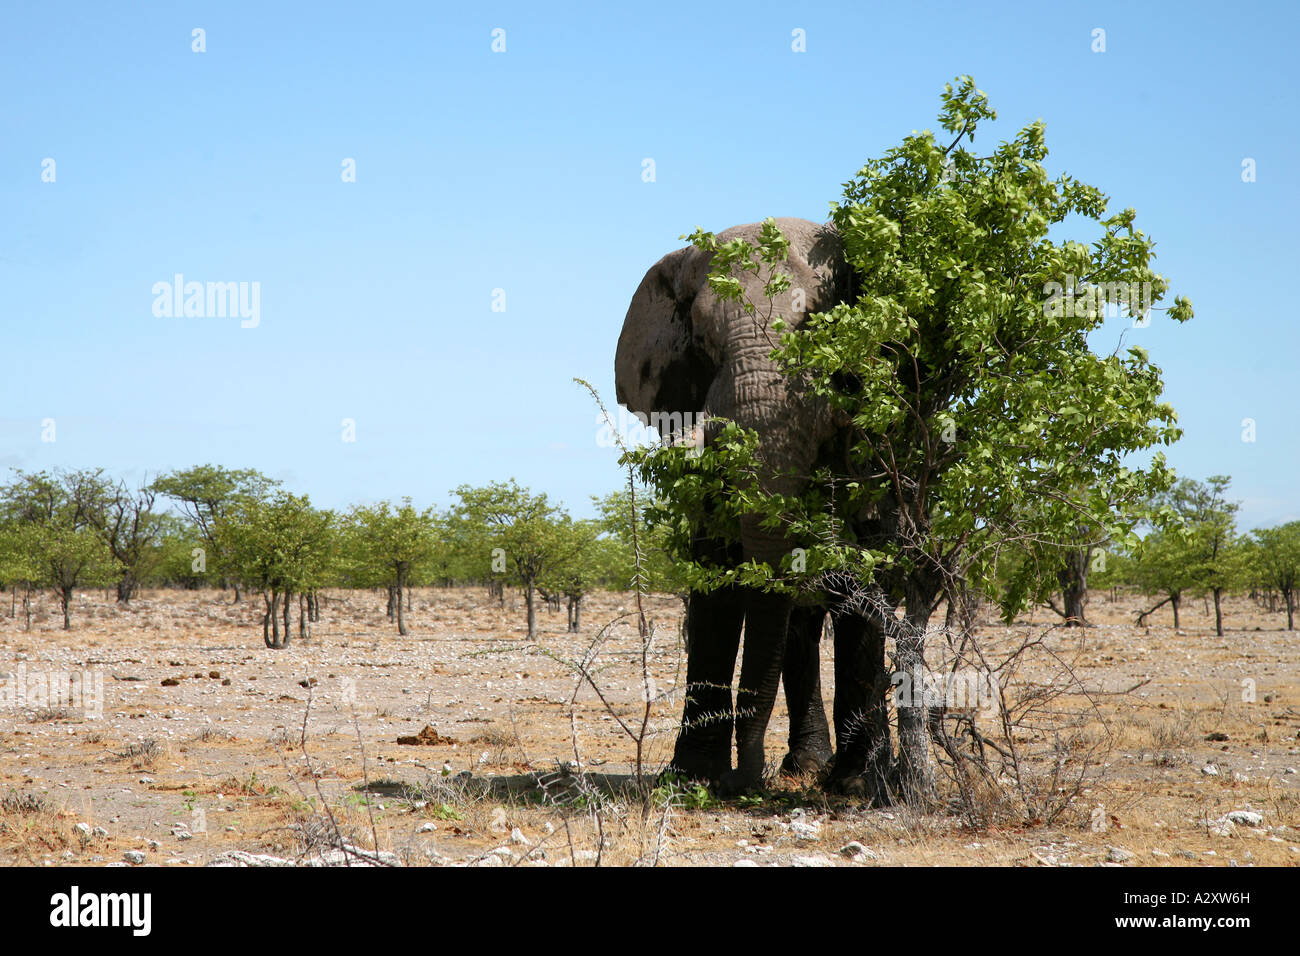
[615,245,718,417]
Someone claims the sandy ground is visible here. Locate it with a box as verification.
[1,585,1297,867]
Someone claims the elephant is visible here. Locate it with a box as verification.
[615,218,893,795]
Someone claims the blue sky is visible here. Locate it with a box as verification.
[1,1,1295,530]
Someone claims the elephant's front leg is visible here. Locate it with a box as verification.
[779,606,833,778]
[825,612,894,802]
[667,586,745,784]
[720,588,794,794]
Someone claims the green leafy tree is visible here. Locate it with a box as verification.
[540,517,621,632]
[148,513,213,589]
[0,470,118,629]
[83,476,164,604]
[594,488,686,599]
[1131,528,1199,629]
[215,492,334,648]
[634,76,1192,797]
[0,520,44,628]
[348,499,439,635]
[453,480,567,639]
[153,465,279,601]
[1252,521,1300,631]
[1177,476,1240,637]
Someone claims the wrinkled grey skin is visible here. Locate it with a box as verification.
[615,219,890,794]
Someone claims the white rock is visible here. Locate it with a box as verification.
[73,823,92,838]
[838,841,878,862]
[1224,810,1263,826]
[1107,846,1134,863]
[207,851,295,867]
[1201,764,1219,776]
[417,822,436,833]
[510,827,526,845]
[787,809,821,841]
[123,850,146,864]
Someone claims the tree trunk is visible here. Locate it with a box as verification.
[525,580,536,639]
[396,572,408,636]
[298,594,310,641]
[1286,590,1294,631]
[232,581,242,604]
[1213,587,1224,637]
[895,591,936,802]
[116,575,135,605]
[386,586,396,621]
[61,584,74,630]
[1057,549,1090,627]
[282,588,293,647]
[266,591,281,648]
[1171,592,1181,631]
[23,584,31,631]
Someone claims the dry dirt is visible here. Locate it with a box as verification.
[1,586,1297,867]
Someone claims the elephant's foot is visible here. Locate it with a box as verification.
[663,749,730,786]
[716,766,764,798]
[824,757,894,806]
[779,746,833,780]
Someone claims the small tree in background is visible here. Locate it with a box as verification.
[0,520,45,628]
[1252,521,1300,631]
[453,480,567,640]
[1131,527,1199,629]
[84,476,162,604]
[153,465,280,602]
[1175,476,1240,637]
[348,499,439,635]
[0,469,117,629]
[216,492,334,648]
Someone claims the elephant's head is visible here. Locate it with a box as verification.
[615,218,855,563]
